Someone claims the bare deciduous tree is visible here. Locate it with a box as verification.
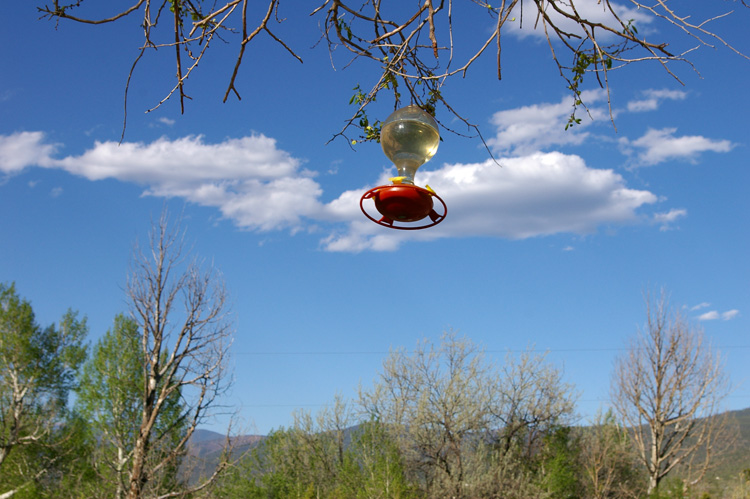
[610,291,732,495]
[359,331,577,499]
[125,212,234,499]
[289,394,356,489]
[359,331,492,498]
[490,348,577,461]
[579,409,644,499]
[36,0,748,141]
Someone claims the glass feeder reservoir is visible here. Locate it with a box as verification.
[359,105,447,230]
[380,105,440,184]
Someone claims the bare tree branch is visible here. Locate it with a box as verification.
[37,0,749,142]
[611,290,733,494]
[125,210,234,499]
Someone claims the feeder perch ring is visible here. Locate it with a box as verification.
[359,184,447,231]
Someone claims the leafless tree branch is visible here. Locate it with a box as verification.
[611,289,733,494]
[37,0,748,142]
[125,210,234,499]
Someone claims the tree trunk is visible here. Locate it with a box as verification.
[128,433,149,499]
[116,446,126,499]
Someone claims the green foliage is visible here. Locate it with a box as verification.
[0,282,89,497]
[44,413,100,498]
[336,15,354,43]
[77,314,142,432]
[0,284,87,402]
[337,420,416,499]
[214,419,416,499]
[215,427,314,498]
[75,313,188,497]
[649,477,688,499]
[565,51,612,131]
[0,282,728,499]
[348,84,383,144]
[357,333,580,499]
[538,427,583,498]
[347,71,439,146]
[76,314,142,497]
[577,409,645,498]
[168,0,209,26]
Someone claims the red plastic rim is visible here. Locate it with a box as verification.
[359,184,447,230]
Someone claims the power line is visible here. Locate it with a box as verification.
[234,345,750,356]
[237,394,750,410]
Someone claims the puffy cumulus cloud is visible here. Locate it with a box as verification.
[508,0,652,40]
[73,135,324,232]
[489,90,608,155]
[207,177,324,232]
[620,128,735,166]
[424,153,657,237]
[0,132,663,252]
[0,132,324,232]
[0,131,57,174]
[320,152,658,251]
[55,135,300,183]
[627,89,687,112]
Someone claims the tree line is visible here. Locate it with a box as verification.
[214,328,737,499]
[0,214,740,498]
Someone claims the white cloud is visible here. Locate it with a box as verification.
[620,128,735,166]
[690,302,711,311]
[508,0,653,41]
[698,309,741,321]
[1,132,323,233]
[698,311,720,321]
[627,89,687,112]
[158,117,176,126]
[722,309,740,321]
[55,135,300,183]
[652,208,686,231]
[0,131,57,174]
[489,90,609,155]
[321,152,657,251]
[50,187,63,198]
[0,131,662,252]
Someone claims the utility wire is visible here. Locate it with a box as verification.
[234,345,750,356]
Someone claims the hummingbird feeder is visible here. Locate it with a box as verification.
[359,105,447,230]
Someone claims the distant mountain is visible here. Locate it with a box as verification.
[188,429,263,458]
[184,408,750,488]
[710,407,750,480]
[184,429,264,483]
[190,429,227,443]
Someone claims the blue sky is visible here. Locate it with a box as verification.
[1,2,748,435]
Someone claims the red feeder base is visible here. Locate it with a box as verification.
[360,184,447,230]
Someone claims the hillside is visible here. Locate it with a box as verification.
[186,408,750,490]
[711,407,750,480]
[185,429,264,483]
